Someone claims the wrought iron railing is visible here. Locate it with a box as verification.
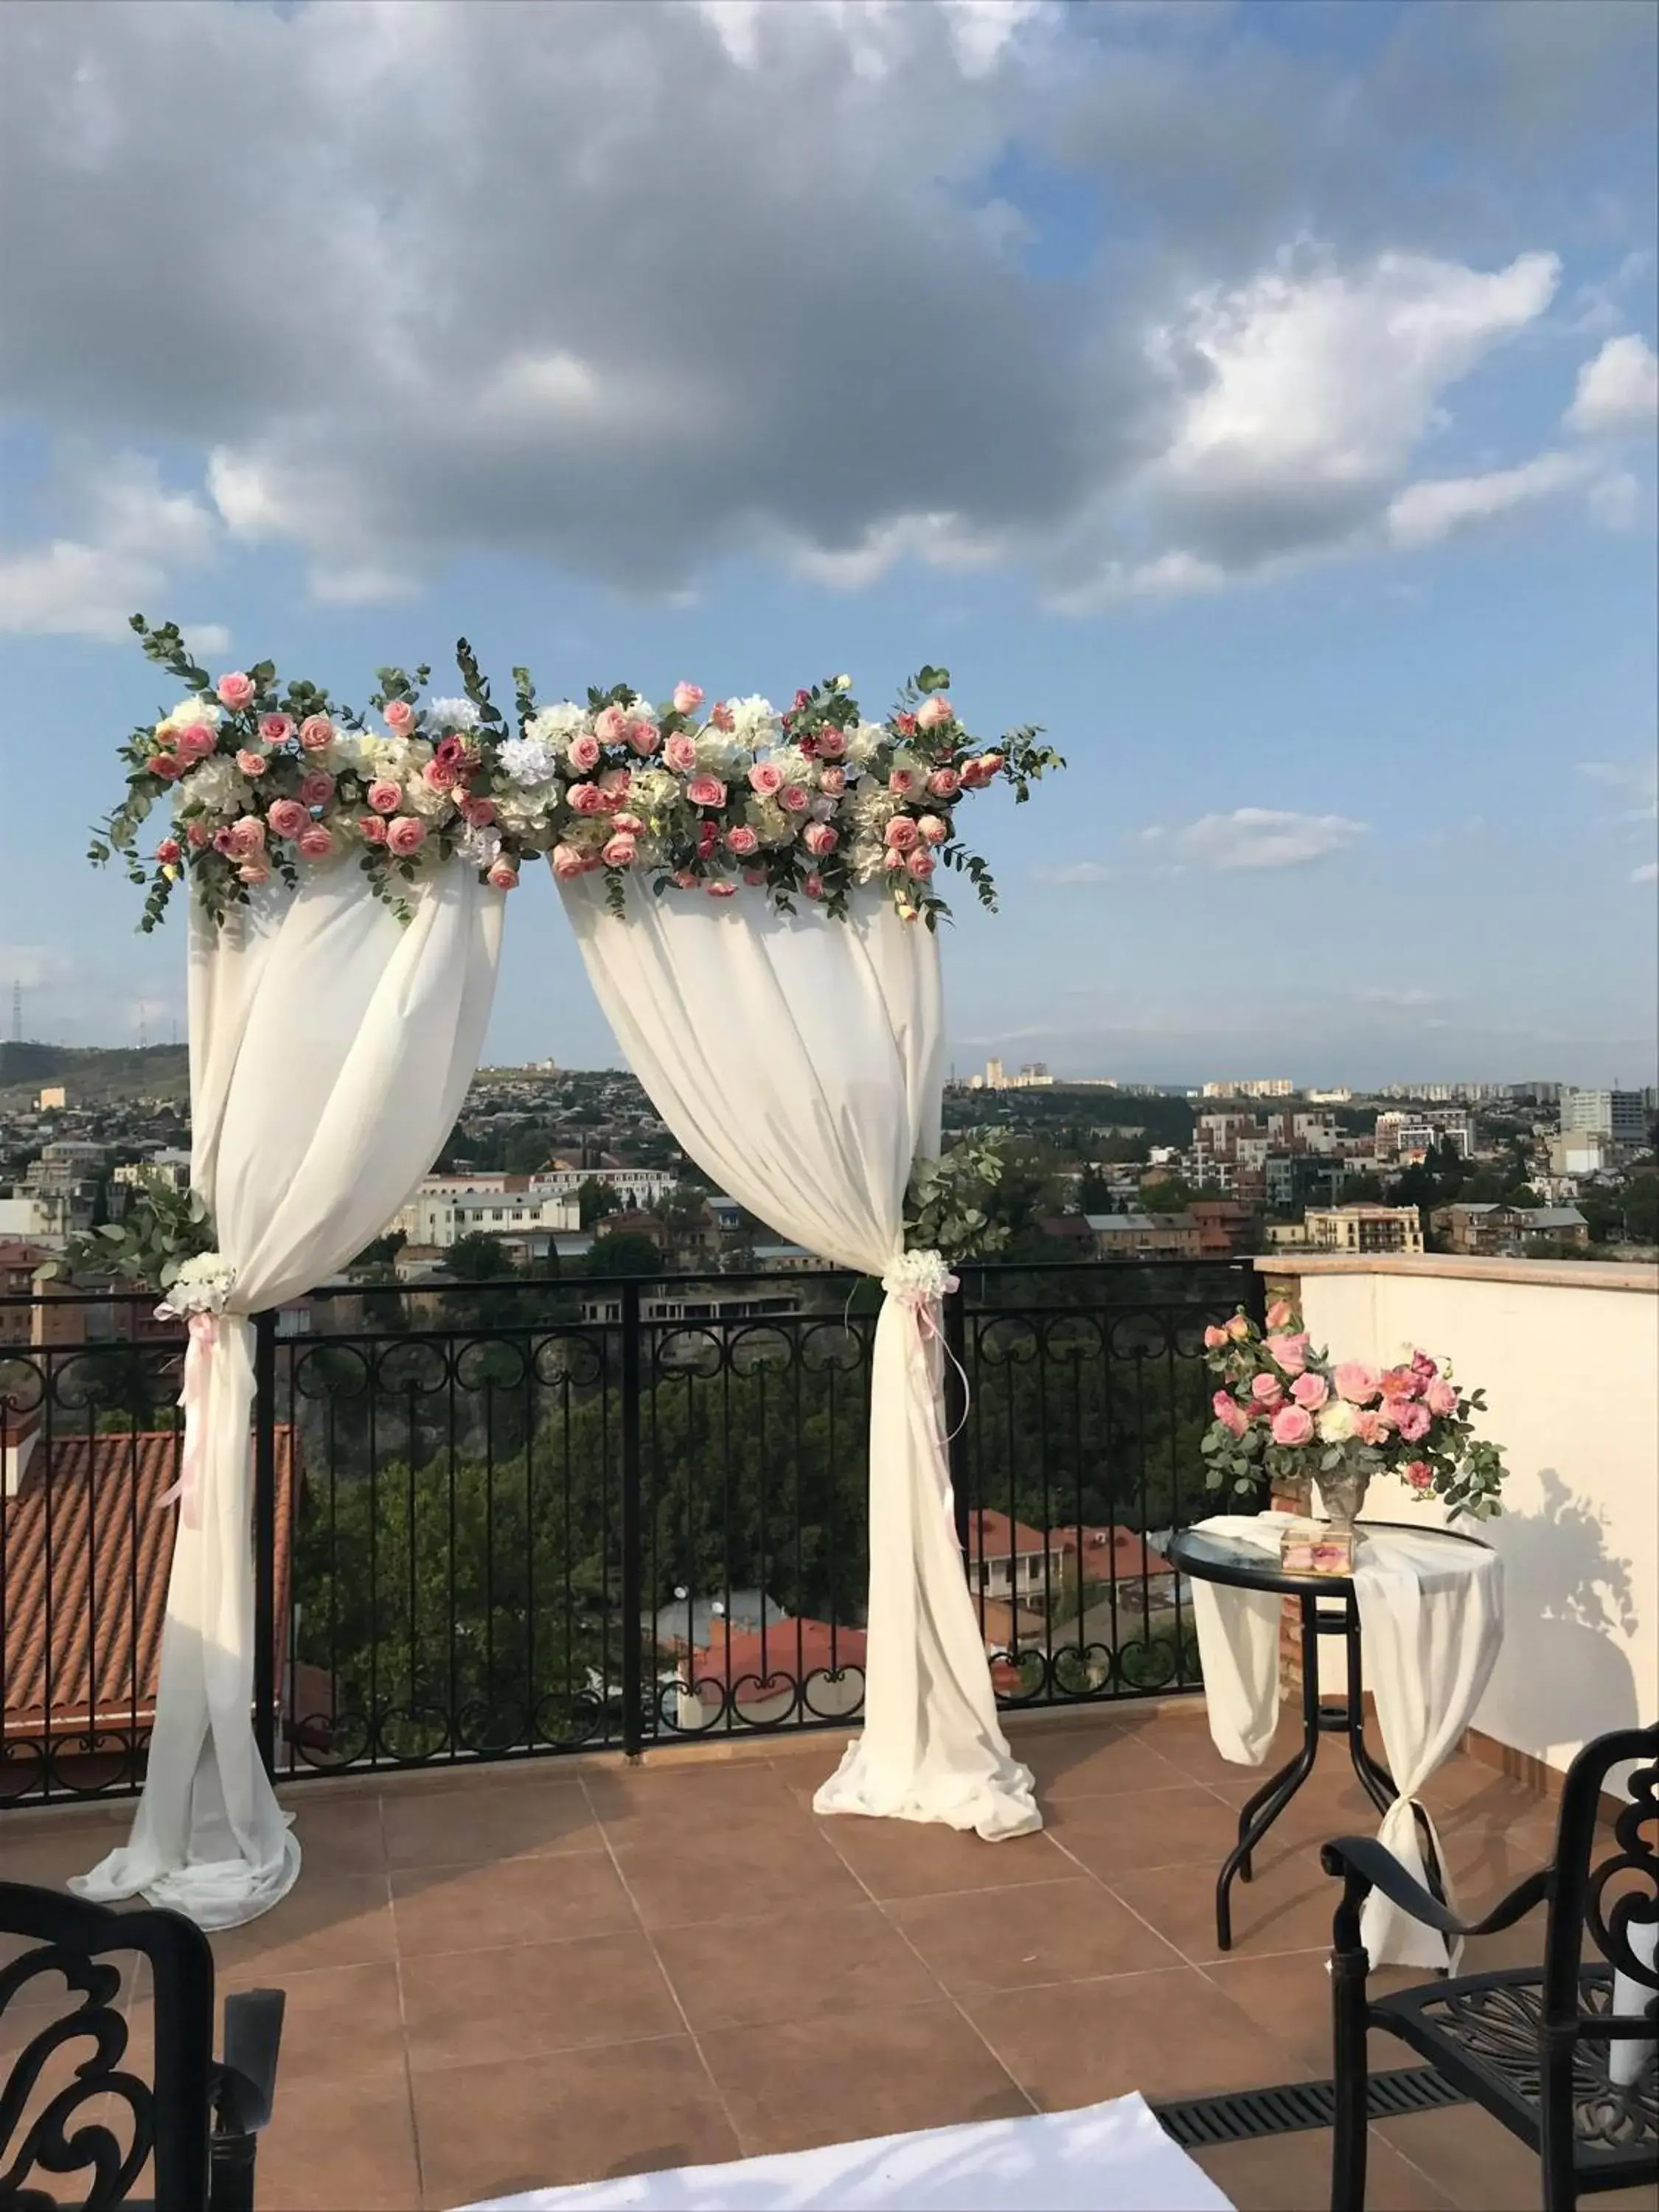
[1,1258,1265,1805]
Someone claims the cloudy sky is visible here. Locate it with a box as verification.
[2,0,1655,1087]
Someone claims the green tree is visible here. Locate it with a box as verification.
[586,1229,661,1276]
[350,1229,406,1270]
[505,1130,551,1175]
[445,1232,520,1281]
[1623,1177,1659,1244]
[658,1183,714,1236]
[578,1177,623,1228]
[1139,1175,1193,1214]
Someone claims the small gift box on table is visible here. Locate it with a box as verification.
[1279,1516,1357,1576]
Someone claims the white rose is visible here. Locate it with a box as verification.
[726,695,779,746]
[178,757,250,814]
[1317,1400,1356,1444]
[526,703,588,744]
[423,697,481,731]
[160,694,221,737]
[844,723,883,768]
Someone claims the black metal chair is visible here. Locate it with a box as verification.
[0,1879,284,2211]
[1322,1725,1658,2212]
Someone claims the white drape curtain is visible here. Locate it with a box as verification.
[560,875,1038,1840]
[75,864,504,1927]
[1187,1514,1503,1969]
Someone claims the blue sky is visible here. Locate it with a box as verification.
[1,0,1655,1088]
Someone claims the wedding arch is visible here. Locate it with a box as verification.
[70,618,1062,1927]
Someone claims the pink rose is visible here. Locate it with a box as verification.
[601,832,639,866]
[259,713,295,745]
[266,799,310,840]
[1380,1367,1421,1400]
[1270,1404,1315,1447]
[229,815,265,855]
[216,672,256,710]
[146,753,183,781]
[1425,1378,1458,1418]
[235,749,267,778]
[1266,1298,1295,1330]
[801,870,825,899]
[626,718,660,756]
[1371,1402,1398,1435]
[1203,1325,1227,1350]
[961,754,999,789]
[779,782,810,813]
[709,700,736,732]
[611,811,645,835]
[1334,1363,1382,1405]
[1226,1314,1251,1341]
[424,759,459,793]
[916,695,953,729]
[706,877,737,897]
[237,861,270,885]
[884,845,908,871]
[672,869,699,889]
[742,868,766,886]
[592,705,627,745]
[888,767,919,796]
[383,698,415,734]
[802,821,838,858]
[155,837,182,865]
[748,761,784,798]
[299,714,335,753]
[926,767,961,799]
[460,796,495,827]
[560,783,597,815]
[598,767,632,800]
[815,728,846,759]
[358,815,388,845]
[386,816,426,857]
[1354,1408,1388,1446]
[487,859,520,890]
[1251,1374,1284,1408]
[297,825,334,859]
[1264,1332,1310,1376]
[551,843,587,881]
[434,734,467,768]
[819,765,847,795]
[299,771,334,807]
[672,681,704,714]
[664,733,698,773]
[885,816,921,853]
[1411,1351,1439,1382]
[1404,1459,1435,1493]
[917,813,947,844]
[560,731,599,774]
[367,779,402,815]
[187,821,211,848]
[906,849,935,881]
[686,774,728,808]
[1394,1400,1432,1442]
[176,724,217,762]
[1291,1372,1329,1411]
[1213,1391,1250,1438]
[725,825,760,858]
[894,712,917,737]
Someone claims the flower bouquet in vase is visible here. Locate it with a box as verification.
[1200,1297,1506,1574]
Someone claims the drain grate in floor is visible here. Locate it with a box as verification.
[1153,2065,1468,2149]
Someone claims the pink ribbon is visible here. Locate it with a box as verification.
[157,1310,215,1530]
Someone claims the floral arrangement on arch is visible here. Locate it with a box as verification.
[1199,1297,1507,1520]
[95,619,1061,931]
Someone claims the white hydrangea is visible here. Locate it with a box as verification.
[369,736,428,780]
[844,722,885,769]
[628,768,678,814]
[158,694,221,738]
[493,783,560,836]
[849,786,899,835]
[457,822,504,869]
[848,838,887,883]
[726,695,779,745]
[406,776,454,821]
[424,696,481,731]
[694,731,748,777]
[526,703,589,745]
[497,734,563,787]
[178,757,251,815]
[746,798,793,847]
[770,744,815,787]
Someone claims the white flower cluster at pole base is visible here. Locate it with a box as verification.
[153,1252,237,1320]
[880,1249,960,1308]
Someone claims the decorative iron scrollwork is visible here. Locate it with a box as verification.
[0,1944,152,2205]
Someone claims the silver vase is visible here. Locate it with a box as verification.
[1317,1466,1372,1531]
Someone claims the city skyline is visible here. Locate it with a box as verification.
[1,1,1655,1083]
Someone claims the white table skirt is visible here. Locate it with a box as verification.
[1188,1513,1504,1972]
[454,2093,1233,2211]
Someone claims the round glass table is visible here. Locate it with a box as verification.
[1166,1517,1492,1952]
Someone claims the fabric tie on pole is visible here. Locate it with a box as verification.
[155,1311,218,1530]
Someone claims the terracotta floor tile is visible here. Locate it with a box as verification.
[583,1759,799,1848]
[392,1851,636,1958]
[1046,1783,1248,1879]
[0,1820,121,1890]
[815,1814,1074,1901]
[382,1773,601,1868]
[700,1996,1030,2155]
[219,1958,406,2088]
[254,2070,421,2212]
[1109,1844,1337,1964]
[653,1902,939,2031]
[282,1790,388,1875]
[1194,2125,1455,2211]
[209,1871,394,1978]
[1205,1765,1388,1854]
[963,1964,1310,2109]
[1200,1947,1430,2076]
[889,1875,1180,1994]
[1379,2101,1659,2211]
[611,1826,866,1930]
[1020,1722,1194,1799]
[412,2038,740,2206]
[1119,1713,1302,1790]
[402,1929,681,2070]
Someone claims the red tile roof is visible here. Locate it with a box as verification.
[963,1508,1051,1562]
[1,1423,299,1742]
[1052,1526,1172,1578]
[691,1616,866,1701]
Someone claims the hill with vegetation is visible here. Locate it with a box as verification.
[0,1042,190,1106]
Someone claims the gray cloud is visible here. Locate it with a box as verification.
[0,0,1651,622]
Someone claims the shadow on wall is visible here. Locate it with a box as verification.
[1486,1467,1641,1754]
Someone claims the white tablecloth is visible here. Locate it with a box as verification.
[455,2093,1232,2211]
[1188,1514,1504,1971]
